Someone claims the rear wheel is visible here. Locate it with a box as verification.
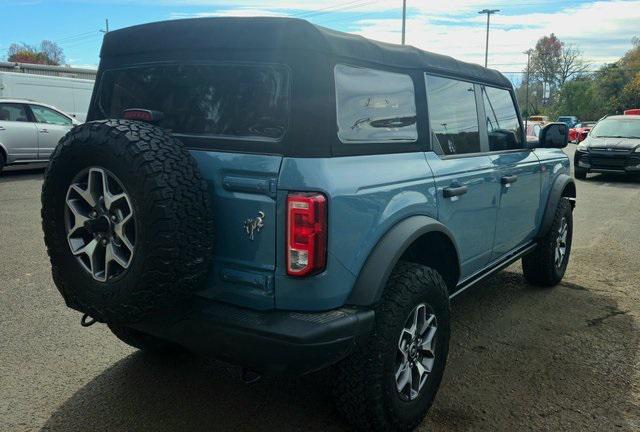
[41,120,214,325]
[0,151,5,175]
[522,198,573,286]
[333,262,450,431]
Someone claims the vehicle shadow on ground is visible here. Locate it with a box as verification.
[0,165,46,183]
[41,271,639,432]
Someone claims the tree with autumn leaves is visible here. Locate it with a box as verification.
[518,34,640,120]
[7,40,65,66]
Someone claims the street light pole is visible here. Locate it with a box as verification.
[478,9,499,68]
[524,49,533,133]
[523,49,533,135]
[402,0,407,45]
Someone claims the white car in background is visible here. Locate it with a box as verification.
[0,99,79,174]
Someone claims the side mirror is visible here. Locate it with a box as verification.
[538,122,568,149]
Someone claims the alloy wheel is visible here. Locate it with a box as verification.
[395,303,437,401]
[64,167,136,282]
[555,217,568,269]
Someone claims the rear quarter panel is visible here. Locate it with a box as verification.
[276,152,438,310]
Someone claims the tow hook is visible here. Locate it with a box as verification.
[241,367,262,384]
[80,313,97,327]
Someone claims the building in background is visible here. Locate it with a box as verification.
[0,61,97,80]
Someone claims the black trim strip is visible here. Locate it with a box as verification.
[450,242,537,299]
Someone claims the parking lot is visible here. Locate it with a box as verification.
[1,145,639,432]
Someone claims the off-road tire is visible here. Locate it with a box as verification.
[41,120,214,324]
[522,198,573,286]
[109,324,185,354]
[332,262,450,432]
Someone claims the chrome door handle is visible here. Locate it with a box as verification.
[39,128,49,133]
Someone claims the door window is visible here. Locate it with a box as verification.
[0,103,30,122]
[335,65,417,144]
[481,86,523,151]
[425,75,481,155]
[30,105,72,126]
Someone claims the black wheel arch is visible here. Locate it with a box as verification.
[537,174,576,240]
[347,215,461,306]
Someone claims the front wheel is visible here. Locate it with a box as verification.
[332,262,450,431]
[522,198,573,286]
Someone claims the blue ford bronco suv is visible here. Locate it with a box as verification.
[41,18,575,431]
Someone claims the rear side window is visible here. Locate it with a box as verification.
[481,86,522,151]
[335,65,417,144]
[425,75,481,155]
[0,103,29,122]
[97,63,289,141]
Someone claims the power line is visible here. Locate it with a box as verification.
[55,31,98,43]
[293,0,377,19]
[315,9,384,26]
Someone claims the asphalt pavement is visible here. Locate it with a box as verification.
[1,147,639,431]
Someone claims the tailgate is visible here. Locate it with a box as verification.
[192,151,282,310]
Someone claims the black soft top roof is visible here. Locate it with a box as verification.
[101,17,512,88]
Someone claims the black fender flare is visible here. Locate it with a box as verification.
[347,215,460,306]
[537,173,576,239]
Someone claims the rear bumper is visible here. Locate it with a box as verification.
[576,150,640,173]
[132,300,375,376]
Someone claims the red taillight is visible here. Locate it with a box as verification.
[121,109,163,122]
[287,193,327,277]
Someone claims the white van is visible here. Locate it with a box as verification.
[0,72,94,121]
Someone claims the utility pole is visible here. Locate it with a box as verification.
[401,0,407,45]
[478,9,499,67]
[100,19,110,34]
[524,49,533,134]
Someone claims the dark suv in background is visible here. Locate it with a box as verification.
[575,115,640,178]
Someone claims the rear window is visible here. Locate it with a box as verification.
[97,63,289,141]
[0,103,29,122]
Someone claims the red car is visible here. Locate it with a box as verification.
[569,122,596,143]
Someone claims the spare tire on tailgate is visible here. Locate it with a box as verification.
[41,120,214,324]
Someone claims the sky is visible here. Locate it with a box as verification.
[1,0,639,79]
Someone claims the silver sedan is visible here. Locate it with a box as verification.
[0,99,80,174]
